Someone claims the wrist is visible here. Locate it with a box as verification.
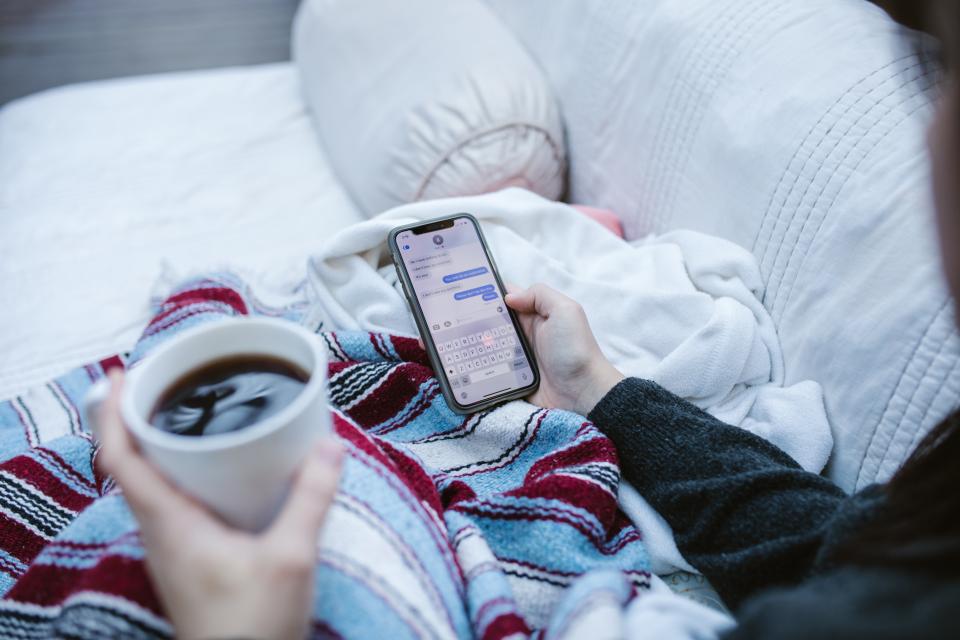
[573,361,625,416]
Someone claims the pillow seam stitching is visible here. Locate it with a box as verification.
[412,121,565,201]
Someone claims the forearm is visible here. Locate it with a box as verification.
[588,378,847,609]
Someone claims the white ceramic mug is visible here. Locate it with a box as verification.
[83,317,331,531]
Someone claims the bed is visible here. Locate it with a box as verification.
[1,0,955,527]
[1,0,957,632]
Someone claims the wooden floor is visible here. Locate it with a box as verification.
[0,0,300,106]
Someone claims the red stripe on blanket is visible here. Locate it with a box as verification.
[613,511,641,543]
[326,361,354,377]
[343,364,436,430]
[388,336,432,367]
[522,437,622,531]
[98,355,125,374]
[155,286,249,321]
[525,436,619,484]
[474,595,525,629]
[1,456,95,512]
[367,385,440,438]
[440,480,477,508]
[481,612,530,640]
[142,286,250,337]
[508,476,620,539]
[142,305,234,339]
[0,514,47,566]
[37,448,97,493]
[4,554,161,614]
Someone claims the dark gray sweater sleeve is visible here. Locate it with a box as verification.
[587,377,849,610]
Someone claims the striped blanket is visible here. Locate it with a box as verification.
[0,275,651,639]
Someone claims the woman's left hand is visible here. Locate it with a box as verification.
[97,369,344,640]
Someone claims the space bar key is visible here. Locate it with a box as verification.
[469,363,510,383]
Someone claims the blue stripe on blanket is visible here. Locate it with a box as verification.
[0,549,27,594]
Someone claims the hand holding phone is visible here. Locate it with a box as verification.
[503,284,625,417]
[389,214,539,414]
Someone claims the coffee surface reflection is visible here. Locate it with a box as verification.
[151,356,308,437]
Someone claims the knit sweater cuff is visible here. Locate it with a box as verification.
[587,377,697,463]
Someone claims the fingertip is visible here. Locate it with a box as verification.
[505,291,533,313]
[96,390,125,454]
[297,440,344,494]
[94,374,140,486]
[268,441,343,540]
[313,438,345,467]
[101,372,125,420]
[96,422,128,481]
[105,370,125,404]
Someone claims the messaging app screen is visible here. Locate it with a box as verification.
[396,218,534,405]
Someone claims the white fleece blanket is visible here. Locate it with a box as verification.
[303,187,834,576]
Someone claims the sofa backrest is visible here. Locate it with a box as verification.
[485,0,960,492]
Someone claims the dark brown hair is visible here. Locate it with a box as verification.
[877,0,959,70]
[845,0,960,573]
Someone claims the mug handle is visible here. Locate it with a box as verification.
[81,378,112,440]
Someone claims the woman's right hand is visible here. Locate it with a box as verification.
[505,283,624,416]
[97,370,343,640]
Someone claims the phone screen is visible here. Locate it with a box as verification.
[394,217,536,407]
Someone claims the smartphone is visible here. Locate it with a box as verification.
[389,214,539,414]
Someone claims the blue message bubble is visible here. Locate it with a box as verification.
[481,292,498,301]
[442,267,489,284]
[453,284,496,301]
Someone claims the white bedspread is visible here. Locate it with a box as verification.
[302,187,833,575]
[0,64,362,399]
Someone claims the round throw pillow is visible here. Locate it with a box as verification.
[293,0,566,217]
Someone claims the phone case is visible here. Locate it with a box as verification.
[388,213,540,415]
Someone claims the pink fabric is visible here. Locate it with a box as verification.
[571,205,625,238]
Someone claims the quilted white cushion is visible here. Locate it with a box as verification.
[293,0,565,218]
[486,0,956,492]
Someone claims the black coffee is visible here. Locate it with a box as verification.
[151,355,308,437]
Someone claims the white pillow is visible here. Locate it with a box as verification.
[486,0,950,492]
[293,0,566,217]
